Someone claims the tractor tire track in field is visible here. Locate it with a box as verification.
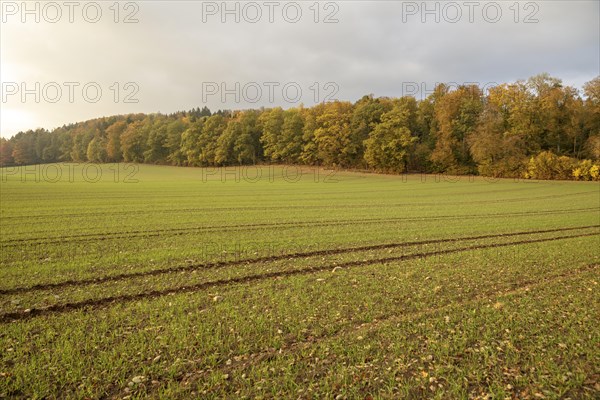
[2,190,596,222]
[1,207,597,247]
[1,225,598,295]
[110,262,600,400]
[0,230,597,323]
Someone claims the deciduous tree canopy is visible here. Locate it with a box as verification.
[2,74,599,180]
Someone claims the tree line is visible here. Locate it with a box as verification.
[1,73,599,180]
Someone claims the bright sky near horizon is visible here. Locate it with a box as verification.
[1,0,598,138]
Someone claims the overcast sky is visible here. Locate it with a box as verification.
[1,0,598,138]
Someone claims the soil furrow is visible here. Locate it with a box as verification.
[108,262,600,400]
[1,225,598,295]
[0,231,597,323]
[2,207,596,247]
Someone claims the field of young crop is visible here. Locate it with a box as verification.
[0,163,598,399]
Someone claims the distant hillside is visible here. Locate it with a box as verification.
[2,74,599,180]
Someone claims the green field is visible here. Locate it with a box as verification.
[0,163,599,399]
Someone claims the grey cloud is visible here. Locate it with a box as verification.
[1,0,598,137]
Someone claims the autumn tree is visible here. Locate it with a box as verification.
[215,117,239,165]
[233,110,262,164]
[144,118,169,164]
[349,95,390,168]
[526,74,583,155]
[279,107,305,164]
[259,107,285,162]
[0,138,14,166]
[430,84,482,173]
[11,130,49,165]
[70,126,96,162]
[200,114,227,165]
[106,121,127,162]
[312,101,354,167]
[364,97,417,173]
[121,120,148,163]
[180,117,206,166]
[583,76,600,159]
[299,103,326,165]
[165,118,189,166]
[86,137,108,162]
